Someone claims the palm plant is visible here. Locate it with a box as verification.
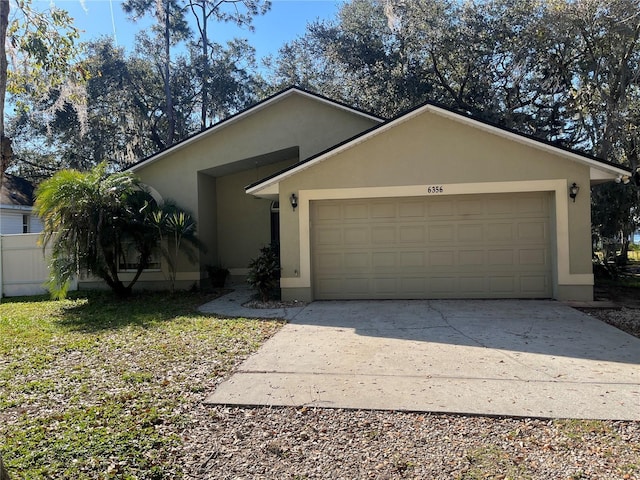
[151,201,204,293]
[35,163,159,298]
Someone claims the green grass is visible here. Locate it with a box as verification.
[0,290,283,479]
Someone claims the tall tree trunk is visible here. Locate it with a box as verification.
[200,7,208,130]
[164,2,174,146]
[0,0,11,174]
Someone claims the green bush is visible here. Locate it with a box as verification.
[206,264,230,288]
[247,245,280,302]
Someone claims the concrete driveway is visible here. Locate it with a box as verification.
[204,298,640,420]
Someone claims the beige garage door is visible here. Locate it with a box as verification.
[312,192,552,299]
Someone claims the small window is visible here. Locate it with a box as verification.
[22,215,29,233]
[118,242,161,271]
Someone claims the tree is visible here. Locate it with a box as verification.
[267,0,434,117]
[9,39,161,175]
[185,0,269,129]
[35,163,202,298]
[189,37,263,123]
[1,0,85,173]
[123,0,192,146]
[536,0,640,258]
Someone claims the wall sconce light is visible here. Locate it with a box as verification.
[569,182,579,202]
[290,193,298,211]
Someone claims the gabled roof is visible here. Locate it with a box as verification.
[128,86,385,173]
[1,173,35,207]
[246,99,632,196]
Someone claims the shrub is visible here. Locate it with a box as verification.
[206,264,230,288]
[247,245,280,302]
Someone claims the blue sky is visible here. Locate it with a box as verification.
[41,0,342,61]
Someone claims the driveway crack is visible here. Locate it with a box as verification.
[426,301,559,381]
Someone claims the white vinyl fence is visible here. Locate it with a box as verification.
[0,234,77,297]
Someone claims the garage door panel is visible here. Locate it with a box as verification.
[312,193,552,299]
[457,199,483,216]
[343,278,370,294]
[399,225,425,243]
[371,202,396,218]
[400,251,425,268]
[458,224,484,242]
[459,276,486,293]
[487,223,514,241]
[344,252,369,269]
[400,277,427,294]
[428,200,455,216]
[372,252,396,268]
[520,275,548,294]
[488,249,515,265]
[316,277,342,296]
[316,204,341,220]
[517,222,547,241]
[315,227,342,245]
[373,278,398,294]
[399,201,426,218]
[489,276,516,294]
[459,250,484,266]
[519,249,547,266]
[344,203,369,220]
[516,196,546,214]
[372,226,396,244]
[486,197,514,215]
[428,225,455,242]
[429,250,455,266]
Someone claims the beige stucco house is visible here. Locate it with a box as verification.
[127,87,630,301]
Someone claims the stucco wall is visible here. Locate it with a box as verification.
[215,159,296,273]
[135,93,379,218]
[277,109,593,301]
[132,92,379,285]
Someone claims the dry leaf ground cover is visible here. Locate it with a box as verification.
[0,289,639,479]
[0,291,282,479]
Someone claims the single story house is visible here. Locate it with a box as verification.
[0,173,43,234]
[125,87,630,301]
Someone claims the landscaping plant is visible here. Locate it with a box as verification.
[247,244,280,301]
[35,163,201,298]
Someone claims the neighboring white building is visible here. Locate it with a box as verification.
[0,173,43,234]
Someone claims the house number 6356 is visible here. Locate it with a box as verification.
[427,185,444,194]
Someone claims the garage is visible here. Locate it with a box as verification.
[311,192,552,299]
[247,97,629,302]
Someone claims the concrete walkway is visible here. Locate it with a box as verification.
[198,282,306,320]
[202,289,640,420]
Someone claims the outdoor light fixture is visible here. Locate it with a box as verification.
[290,193,298,211]
[569,182,580,202]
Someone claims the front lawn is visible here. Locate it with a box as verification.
[0,291,283,479]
